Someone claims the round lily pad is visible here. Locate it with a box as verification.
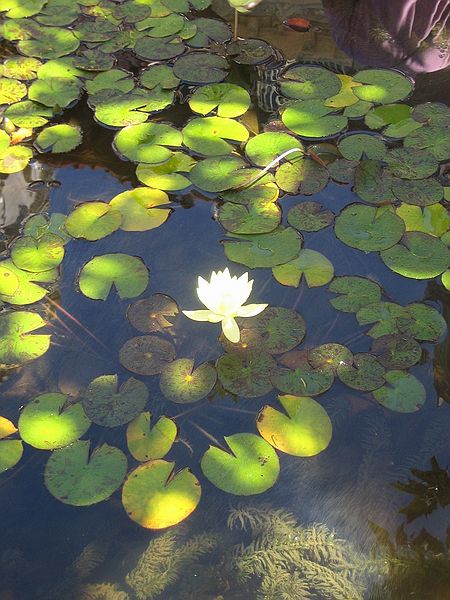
[257,395,332,457]
[136,152,195,191]
[282,99,347,138]
[136,14,185,38]
[119,335,176,376]
[336,352,385,391]
[227,38,273,65]
[275,157,329,195]
[18,26,80,59]
[186,17,230,47]
[82,375,148,427]
[94,94,155,127]
[0,77,27,104]
[18,392,90,450]
[0,417,23,474]
[223,227,302,268]
[245,132,303,167]
[329,276,382,313]
[218,197,281,235]
[78,254,149,300]
[391,177,443,206]
[308,343,353,371]
[109,188,171,231]
[396,203,449,238]
[371,335,422,369]
[279,65,341,100]
[272,249,334,288]
[216,350,275,397]
[45,440,127,506]
[65,202,122,241]
[189,83,250,118]
[353,69,413,104]
[122,459,201,528]
[385,148,438,180]
[2,56,42,80]
[0,145,33,174]
[189,155,249,192]
[0,310,50,365]
[182,116,249,156]
[404,125,450,162]
[364,103,412,129]
[35,124,82,153]
[114,122,182,164]
[0,260,57,306]
[11,233,64,273]
[0,264,19,297]
[200,432,279,495]
[23,213,71,244]
[354,160,396,205]
[335,204,405,251]
[127,412,177,462]
[338,133,386,161]
[173,52,229,84]
[134,36,186,61]
[160,359,217,403]
[288,201,334,232]
[140,64,179,90]
[380,232,450,279]
[372,370,426,413]
[271,350,334,396]
[28,76,81,108]
[127,294,179,333]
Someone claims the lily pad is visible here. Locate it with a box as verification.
[182,116,249,156]
[200,432,279,495]
[136,14,185,38]
[385,148,438,180]
[134,36,185,60]
[0,264,19,296]
[187,17,231,47]
[0,0,46,19]
[127,294,179,333]
[220,179,278,205]
[0,311,50,365]
[140,64,179,90]
[273,249,334,288]
[85,69,135,96]
[279,65,341,100]
[391,177,443,206]
[5,100,53,128]
[271,350,334,396]
[119,335,176,376]
[173,52,229,84]
[94,94,154,127]
[218,197,281,234]
[336,352,385,391]
[308,343,353,371]
[324,74,362,108]
[65,202,122,241]
[396,203,450,239]
[371,334,422,369]
[160,359,217,403]
[372,370,426,413]
[404,125,450,162]
[245,131,303,167]
[0,77,27,104]
[354,160,395,205]
[216,350,275,397]
[344,99,373,117]
[18,392,90,450]
[329,276,382,313]
[18,27,80,59]
[82,375,148,427]
[24,213,71,244]
[275,157,329,195]
[0,145,33,174]
[0,416,23,474]
[114,122,182,164]
[189,155,249,192]
[288,202,334,232]
[335,204,405,251]
[364,103,412,129]
[353,69,413,104]
[257,395,332,457]
[35,124,82,153]
[380,232,450,279]
[11,233,64,272]
[109,188,171,231]
[28,76,81,108]
[227,38,273,65]
[122,459,201,528]
[338,133,386,161]
[78,254,149,300]
[223,226,302,268]
[127,412,177,461]
[189,83,250,118]
[0,260,57,305]
[136,152,195,191]
[45,440,127,506]
[282,99,347,138]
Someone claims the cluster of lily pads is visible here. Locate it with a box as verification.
[0,0,449,530]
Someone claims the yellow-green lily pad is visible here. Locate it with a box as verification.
[78,254,149,300]
[109,188,171,231]
[0,416,23,474]
[372,370,426,413]
[0,310,50,365]
[160,359,217,403]
[127,412,177,461]
[272,249,334,288]
[65,202,122,241]
[11,233,64,272]
[216,350,275,397]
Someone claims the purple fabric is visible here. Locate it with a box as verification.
[323,0,450,73]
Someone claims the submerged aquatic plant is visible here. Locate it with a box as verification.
[182,268,267,342]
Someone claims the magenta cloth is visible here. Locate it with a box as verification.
[323,0,450,73]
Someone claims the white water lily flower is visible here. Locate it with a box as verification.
[183,268,267,343]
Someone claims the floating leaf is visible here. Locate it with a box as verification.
[160,359,217,403]
[65,202,122,241]
[122,459,201,528]
[338,133,386,161]
[335,204,404,251]
[36,56,89,80]
[18,392,90,450]
[227,38,273,65]
[0,77,27,104]
[372,371,426,413]
[344,99,373,117]
[273,249,334,288]
[23,213,71,244]
[189,155,249,192]
[380,232,450,279]
[245,131,303,167]
[189,83,250,118]
[279,65,341,100]
[35,124,82,153]
[78,254,149,300]
[395,204,450,238]
[391,177,443,206]
[354,160,395,205]
[364,103,412,129]
[324,74,362,108]
[136,152,195,191]
[109,188,171,231]
[127,294,179,333]
[182,116,249,156]
[220,179,278,205]
[275,157,329,195]
[288,202,334,232]
[257,395,332,457]
[82,375,148,427]
[308,343,353,371]
[441,270,450,291]
[271,350,334,396]
[5,100,53,128]
[223,227,302,268]
[127,412,177,461]
[201,433,279,495]
[94,94,154,127]
[119,335,176,376]
[85,69,135,97]
[0,145,32,174]
[0,416,23,474]
[216,350,275,397]
[404,125,450,162]
[0,311,50,364]
[0,264,19,296]
[218,197,281,234]
[336,352,385,391]
[18,26,80,59]
[0,260,57,305]
[385,148,438,180]
[282,99,347,138]
[137,14,185,38]
[114,122,182,164]
[0,0,46,19]
[134,36,185,61]
[140,64,179,90]
[353,69,413,104]
[45,440,127,506]
[11,233,64,272]
[28,76,81,108]
[173,52,228,84]
[329,276,382,313]
[371,335,422,369]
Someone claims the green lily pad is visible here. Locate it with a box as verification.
[353,69,413,104]
[385,148,438,180]
[18,26,80,59]
[18,392,90,450]
[275,157,329,194]
[329,276,382,313]
[288,201,334,232]
[201,432,279,495]
[380,232,450,279]
[273,249,334,288]
[0,260,57,305]
[0,264,19,296]
[271,350,334,396]
[441,270,450,290]
[324,74,362,108]
[86,69,135,96]
[122,459,201,528]
[35,124,82,153]
[82,375,148,427]
[344,98,373,117]
[371,334,422,369]
[186,17,230,47]
[0,145,32,174]
[336,352,385,391]
[160,359,217,403]
[189,155,249,192]
[134,36,185,60]
[282,99,347,138]
[404,125,450,162]
[182,116,249,156]
[119,335,176,376]
[94,94,153,127]
[35,0,79,26]
[78,254,149,300]
[45,440,127,506]
[36,57,90,82]
[384,117,422,139]
[396,204,450,238]
[114,122,182,164]
[245,131,303,167]
[73,19,117,42]
[218,197,281,234]
[109,188,171,231]
[0,416,23,474]
[136,14,185,38]
[364,103,412,129]
[189,83,250,118]
[127,294,179,333]
[372,370,426,413]
[0,131,10,154]
[257,394,332,457]
[0,78,27,104]
[223,226,302,268]
[220,179,278,205]
[11,233,64,272]
[136,152,195,191]
[173,52,229,84]
[335,204,405,251]
[24,213,71,244]
[412,102,450,125]
[227,38,273,65]
[279,65,341,101]
[391,177,443,206]
[0,310,50,365]
[5,100,53,128]
[216,350,275,397]
[308,343,353,371]
[354,160,396,205]
[0,0,46,18]
[65,202,122,241]
[127,412,177,461]
[140,64,179,89]
[338,133,386,161]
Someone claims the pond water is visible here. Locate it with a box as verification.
[0,1,450,599]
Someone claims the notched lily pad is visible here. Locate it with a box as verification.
[279,65,341,101]
[282,99,347,139]
[127,412,177,462]
[173,52,229,84]
[0,311,50,365]
[380,232,450,279]
[65,202,122,241]
[336,352,385,391]
[114,122,182,164]
[35,124,82,154]
[338,133,386,161]
[371,335,422,369]
[182,116,249,156]
[78,254,149,300]
[272,249,334,288]
[189,83,250,118]
[11,233,64,272]
[245,131,303,167]
[160,359,217,403]
[275,157,329,195]
[218,197,281,235]
[372,370,426,413]
[329,276,382,313]
[227,38,273,65]
[119,335,176,376]
[308,343,353,371]
[335,204,405,251]
[127,294,179,333]
[288,201,334,232]
[216,350,275,397]
[109,188,171,231]
[385,148,438,180]
[353,69,413,104]
[0,416,23,474]
[271,350,334,396]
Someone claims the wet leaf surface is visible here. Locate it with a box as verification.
[119,335,176,376]
[160,358,217,403]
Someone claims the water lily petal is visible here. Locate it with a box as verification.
[236,303,268,318]
[182,310,223,323]
[222,317,240,342]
